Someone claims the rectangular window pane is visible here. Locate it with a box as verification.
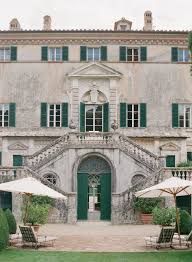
[87,48,93,61]
[94,48,100,61]
[85,104,103,132]
[0,104,9,127]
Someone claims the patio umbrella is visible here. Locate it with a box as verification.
[0,177,67,224]
[135,177,192,246]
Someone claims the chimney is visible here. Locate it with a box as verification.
[9,18,21,31]
[143,11,153,31]
[43,15,52,30]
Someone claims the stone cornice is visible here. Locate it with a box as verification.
[0,30,189,46]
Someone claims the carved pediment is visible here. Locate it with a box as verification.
[67,63,122,78]
[8,142,28,150]
[160,142,180,151]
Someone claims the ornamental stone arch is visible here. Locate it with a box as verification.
[72,152,116,192]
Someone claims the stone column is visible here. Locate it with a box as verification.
[67,192,77,224]
[111,193,121,225]
[12,193,23,223]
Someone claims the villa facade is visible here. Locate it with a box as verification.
[0,12,192,223]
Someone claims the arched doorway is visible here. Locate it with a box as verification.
[77,156,111,221]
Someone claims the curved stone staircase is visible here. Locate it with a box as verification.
[23,132,164,172]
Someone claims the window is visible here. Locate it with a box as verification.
[178,48,190,62]
[48,104,61,127]
[166,155,175,167]
[178,104,192,128]
[43,173,57,185]
[119,46,147,62]
[127,104,140,127]
[0,48,11,61]
[85,105,103,132]
[127,48,139,62]
[48,47,62,61]
[13,155,23,166]
[87,48,100,61]
[0,104,9,127]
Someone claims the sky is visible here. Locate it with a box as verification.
[1,0,192,31]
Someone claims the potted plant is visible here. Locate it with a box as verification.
[152,207,176,227]
[26,203,50,232]
[133,198,162,224]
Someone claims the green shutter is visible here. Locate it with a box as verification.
[120,103,126,127]
[62,46,68,61]
[140,103,147,128]
[13,155,23,167]
[41,46,48,61]
[9,103,16,127]
[80,102,85,132]
[171,47,178,62]
[62,103,68,127]
[101,46,107,61]
[103,103,109,132]
[187,152,192,162]
[172,103,179,128]
[80,46,87,61]
[100,173,111,220]
[41,103,47,127]
[77,173,88,220]
[10,46,17,61]
[119,46,126,61]
[140,47,147,62]
[166,155,175,167]
[0,152,2,166]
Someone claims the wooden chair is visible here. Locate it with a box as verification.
[144,227,175,249]
[173,230,192,247]
[19,225,57,249]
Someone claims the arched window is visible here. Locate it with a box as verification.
[43,173,57,185]
[131,174,145,186]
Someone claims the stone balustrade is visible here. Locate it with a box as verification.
[0,167,27,183]
[23,132,163,171]
[162,167,192,181]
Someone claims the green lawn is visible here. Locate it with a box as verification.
[0,250,192,262]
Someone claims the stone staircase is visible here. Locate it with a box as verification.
[23,132,164,172]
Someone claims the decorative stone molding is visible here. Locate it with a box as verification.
[8,142,28,150]
[67,62,122,79]
[160,142,181,151]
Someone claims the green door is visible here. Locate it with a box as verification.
[176,196,191,215]
[100,173,111,220]
[77,173,88,220]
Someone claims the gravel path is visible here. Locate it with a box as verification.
[39,222,161,252]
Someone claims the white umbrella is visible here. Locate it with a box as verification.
[135,177,192,246]
[0,177,67,224]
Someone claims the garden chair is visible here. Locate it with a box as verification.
[173,230,192,247]
[144,227,175,249]
[19,225,57,249]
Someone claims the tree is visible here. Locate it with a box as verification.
[0,208,9,250]
[4,209,17,234]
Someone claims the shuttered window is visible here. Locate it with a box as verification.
[41,103,68,127]
[187,152,192,162]
[0,103,16,127]
[172,104,192,128]
[80,46,107,61]
[119,46,147,62]
[120,103,147,128]
[0,152,2,166]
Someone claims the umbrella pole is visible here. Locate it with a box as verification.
[173,193,181,246]
[23,194,31,225]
